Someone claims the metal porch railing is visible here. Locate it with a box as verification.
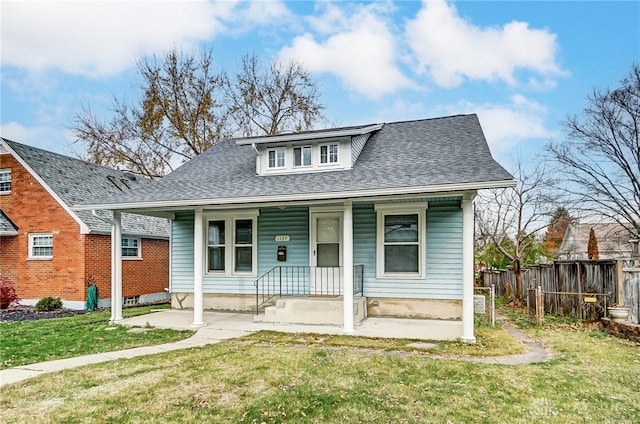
[254,265,364,314]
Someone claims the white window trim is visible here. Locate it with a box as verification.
[28,233,53,260]
[205,210,259,277]
[0,168,11,195]
[319,143,340,166]
[375,203,428,279]
[122,237,142,260]
[267,147,286,169]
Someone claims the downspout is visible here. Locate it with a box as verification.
[92,210,123,322]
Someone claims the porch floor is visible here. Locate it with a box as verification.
[120,309,463,341]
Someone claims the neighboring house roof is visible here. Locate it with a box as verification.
[76,114,515,210]
[558,223,633,259]
[0,208,18,236]
[1,138,168,238]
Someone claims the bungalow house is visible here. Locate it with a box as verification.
[0,138,170,311]
[557,223,635,261]
[76,114,515,342]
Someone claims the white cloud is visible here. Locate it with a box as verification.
[0,0,291,77]
[435,95,559,154]
[405,0,565,88]
[279,2,414,99]
[0,122,76,155]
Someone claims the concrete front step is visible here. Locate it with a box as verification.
[254,296,367,325]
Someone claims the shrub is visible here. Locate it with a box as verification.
[35,296,63,312]
[0,277,20,309]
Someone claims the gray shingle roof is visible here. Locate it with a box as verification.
[78,114,514,207]
[0,208,18,233]
[2,138,168,237]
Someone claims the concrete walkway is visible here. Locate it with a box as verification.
[0,310,552,387]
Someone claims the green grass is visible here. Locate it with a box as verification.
[0,305,194,369]
[1,307,638,423]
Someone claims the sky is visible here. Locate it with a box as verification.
[1,0,639,170]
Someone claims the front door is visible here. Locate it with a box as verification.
[310,212,342,295]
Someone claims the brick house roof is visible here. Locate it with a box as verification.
[1,138,168,238]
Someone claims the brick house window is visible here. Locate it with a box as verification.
[0,168,11,194]
[29,233,53,259]
[122,237,141,258]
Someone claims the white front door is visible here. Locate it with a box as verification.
[310,212,342,295]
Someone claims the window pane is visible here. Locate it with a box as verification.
[294,147,302,166]
[317,243,339,267]
[276,149,285,167]
[31,235,53,257]
[317,218,339,243]
[122,248,138,257]
[320,145,327,163]
[268,150,276,168]
[302,146,311,166]
[235,219,252,244]
[0,169,10,192]
[235,247,252,272]
[329,144,338,163]
[384,214,418,242]
[208,247,225,271]
[208,221,225,245]
[385,245,418,273]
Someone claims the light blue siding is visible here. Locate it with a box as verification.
[258,207,309,274]
[425,201,463,299]
[170,200,463,299]
[170,212,194,292]
[361,200,463,299]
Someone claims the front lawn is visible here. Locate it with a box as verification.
[0,305,194,369]
[1,314,638,423]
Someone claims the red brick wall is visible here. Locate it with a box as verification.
[1,152,169,304]
[85,235,169,298]
[1,153,87,301]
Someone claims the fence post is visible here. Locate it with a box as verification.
[279,266,282,297]
[536,285,544,325]
[491,283,495,327]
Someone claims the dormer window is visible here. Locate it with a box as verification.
[320,144,339,164]
[268,148,285,168]
[293,146,312,167]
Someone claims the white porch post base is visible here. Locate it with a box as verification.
[192,209,206,327]
[461,195,476,343]
[343,200,354,334]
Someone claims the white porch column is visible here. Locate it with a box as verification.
[110,211,123,323]
[343,200,354,334]
[461,195,476,343]
[192,208,206,327]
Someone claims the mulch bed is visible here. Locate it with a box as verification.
[0,305,88,322]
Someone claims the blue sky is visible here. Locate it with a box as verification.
[1,0,638,170]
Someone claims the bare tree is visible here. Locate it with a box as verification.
[476,158,556,300]
[72,50,325,178]
[73,49,230,179]
[547,64,640,237]
[224,54,325,137]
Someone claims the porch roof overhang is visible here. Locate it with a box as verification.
[73,179,516,215]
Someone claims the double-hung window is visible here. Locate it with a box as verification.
[320,144,338,164]
[29,233,53,259]
[268,148,285,169]
[206,212,257,275]
[0,168,11,194]
[376,205,426,277]
[293,146,312,167]
[122,237,141,258]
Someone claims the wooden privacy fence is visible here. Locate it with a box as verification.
[479,260,633,322]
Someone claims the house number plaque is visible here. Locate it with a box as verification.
[275,235,290,242]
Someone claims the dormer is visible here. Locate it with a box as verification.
[235,123,384,176]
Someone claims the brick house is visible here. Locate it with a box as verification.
[0,138,170,310]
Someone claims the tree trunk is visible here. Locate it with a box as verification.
[513,258,524,301]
